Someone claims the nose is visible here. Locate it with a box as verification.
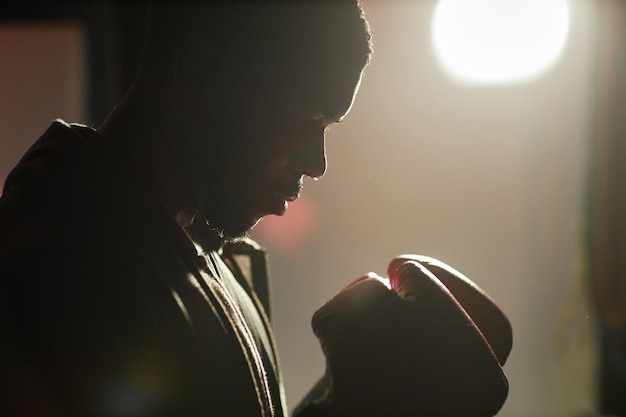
[294,131,327,180]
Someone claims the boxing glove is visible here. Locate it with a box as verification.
[311,256,511,417]
[388,254,512,365]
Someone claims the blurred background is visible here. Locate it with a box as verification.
[2,1,625,416]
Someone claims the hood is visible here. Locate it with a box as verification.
[2,119,104,197]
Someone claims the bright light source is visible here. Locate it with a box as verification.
[431,0,570,84]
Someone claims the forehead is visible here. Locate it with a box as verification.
[278,64,364,123]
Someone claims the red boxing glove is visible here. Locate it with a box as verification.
[388,254,512,366]
[311,255,511,417]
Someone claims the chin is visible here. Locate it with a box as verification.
[208,213,260,243]
[190,218,248,250]
[224,217,261,242]
[194,195,261,244]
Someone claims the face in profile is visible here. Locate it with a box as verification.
[189,65,364,241]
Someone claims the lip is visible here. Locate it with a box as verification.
[259,179,303,216]
[270,181,302,202]
[259,193,293,216]
[277,191,300,202]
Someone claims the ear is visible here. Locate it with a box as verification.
[174,37,232,105]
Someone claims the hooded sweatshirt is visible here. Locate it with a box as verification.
[0,120,285,417]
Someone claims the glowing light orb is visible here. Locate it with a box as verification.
[431,0,570,84]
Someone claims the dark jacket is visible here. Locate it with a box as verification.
[0,120,286,417]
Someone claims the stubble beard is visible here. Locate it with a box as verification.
[191,181,260,245]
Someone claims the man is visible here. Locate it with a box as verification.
[0,1,510,416]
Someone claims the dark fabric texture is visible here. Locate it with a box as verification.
[0,120,285,417]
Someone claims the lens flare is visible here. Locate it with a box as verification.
[431,0,570,84]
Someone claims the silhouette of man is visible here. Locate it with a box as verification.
[0,1,510,416]
[0,2,368,415]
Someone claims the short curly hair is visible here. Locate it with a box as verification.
[139,0,372,88]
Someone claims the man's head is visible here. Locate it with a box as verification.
[131,1,372,241]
